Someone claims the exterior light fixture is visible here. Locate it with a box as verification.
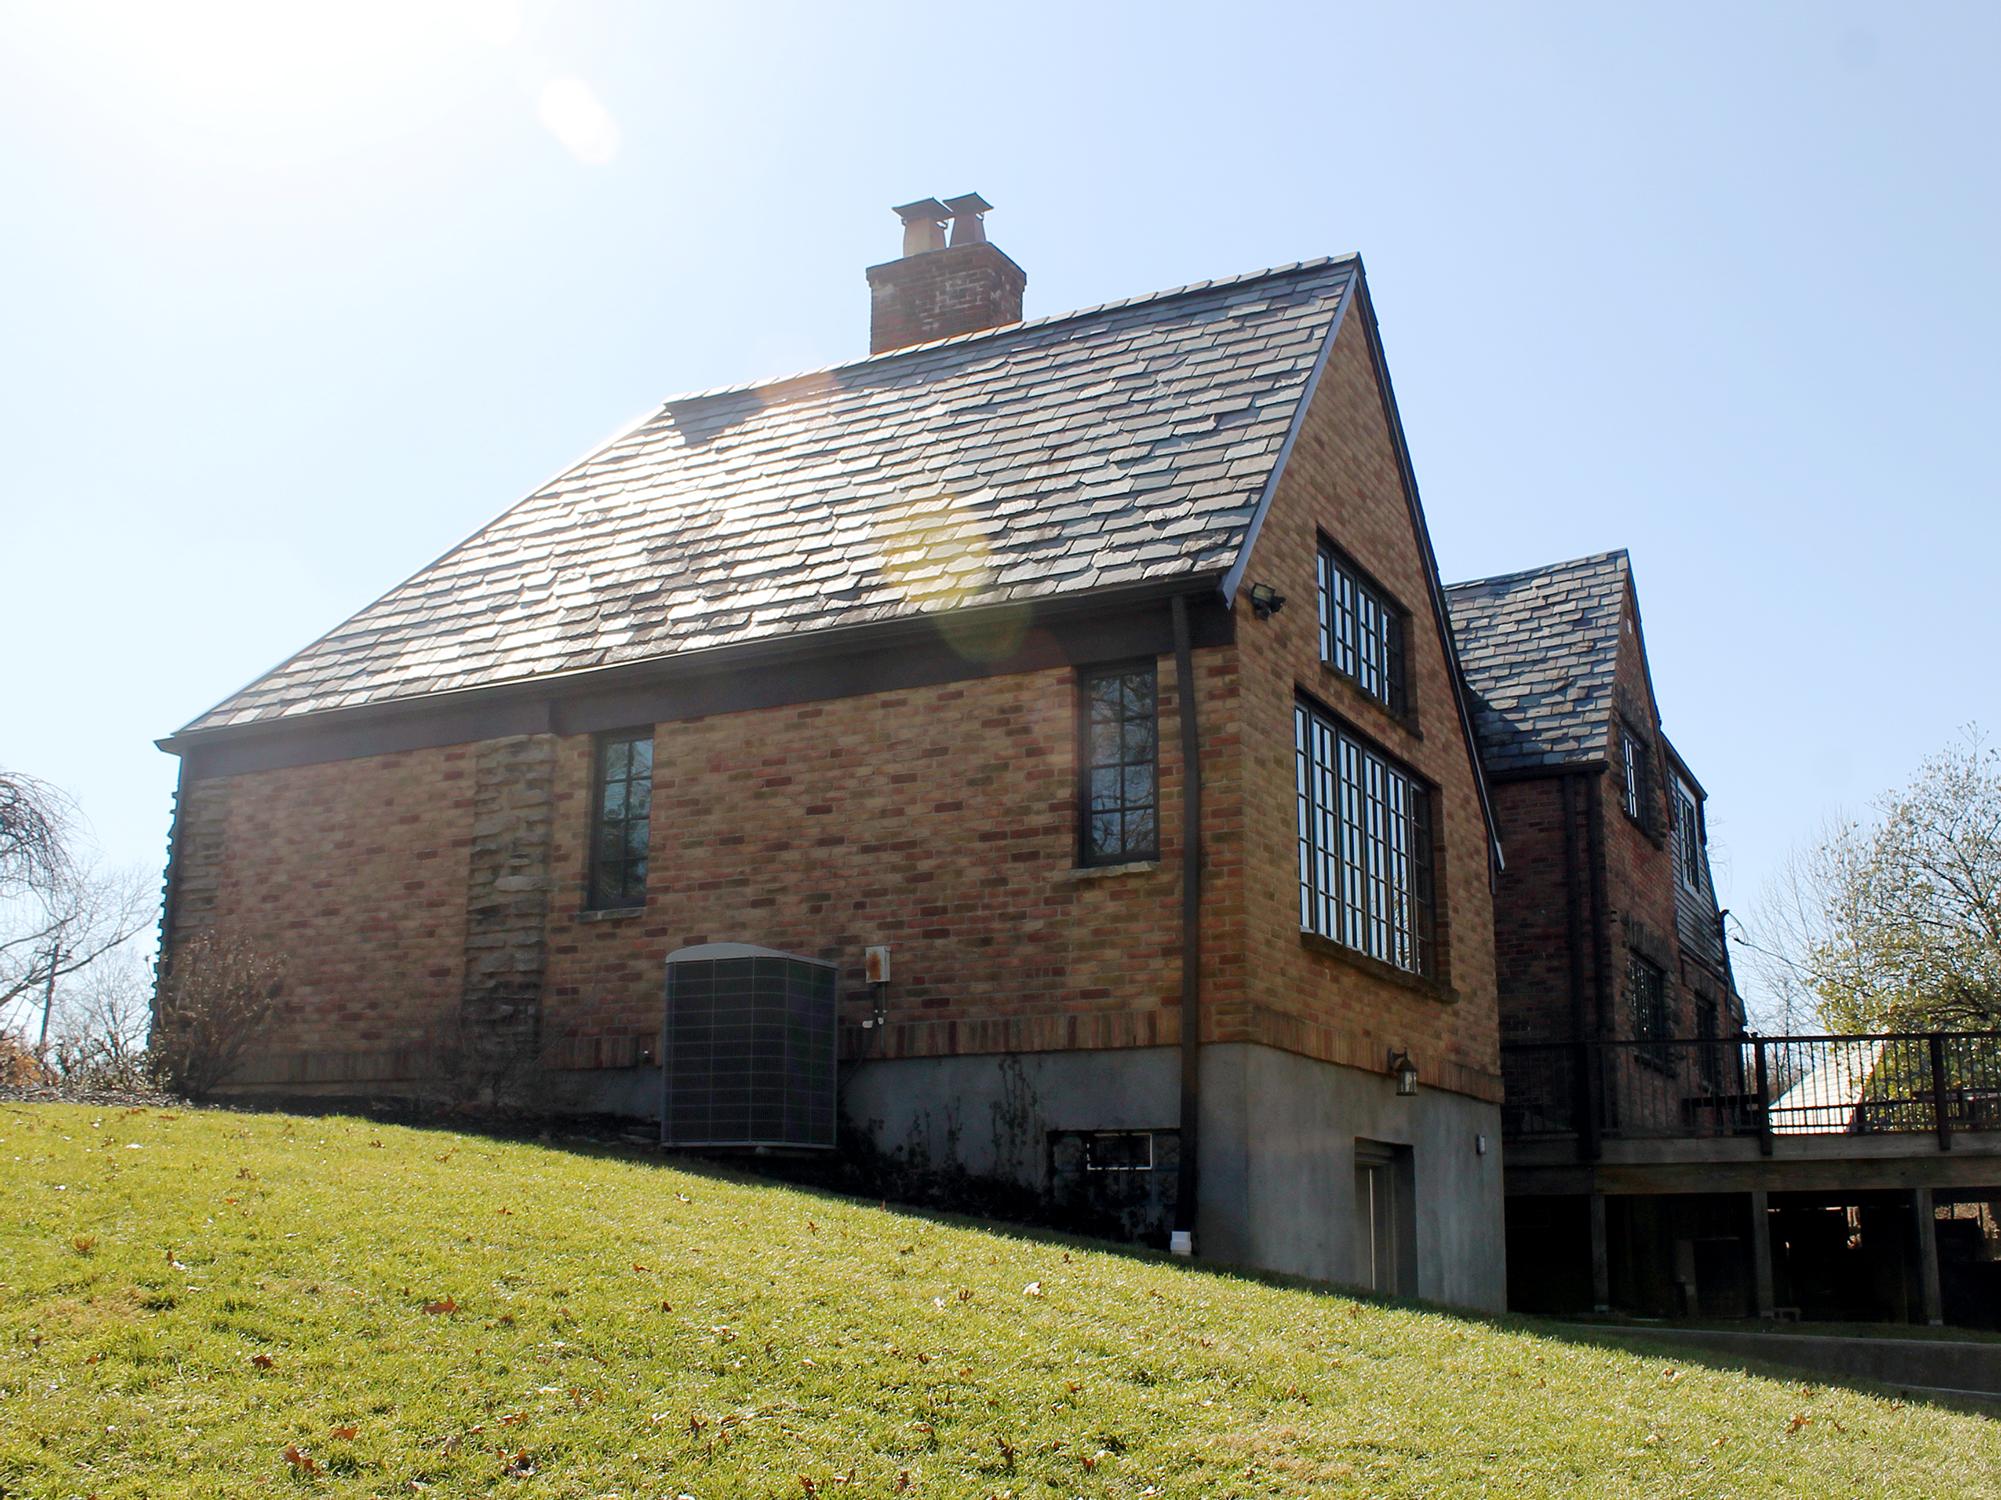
[1248,582,1287,619]
[1388,1048,1419,1097]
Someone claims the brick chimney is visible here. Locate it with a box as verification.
[865,194,1026,354]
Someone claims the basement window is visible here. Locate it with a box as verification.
[588,728,653,910]
[1078,662,1159,866]
[1316,542,1407,716]
[1294,699,1435,976]
[1084,1131,1154,1171]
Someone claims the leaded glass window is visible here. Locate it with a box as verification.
[1294,700,1434,975]
[588,729,653,910]
[1078,664,1159,865]
[1316,545,1407,715]
[1628,950,1670,1058]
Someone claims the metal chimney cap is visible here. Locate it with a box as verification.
[891,197,952,223]
[942,192,992,217]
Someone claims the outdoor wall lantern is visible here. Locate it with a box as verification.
[1248,582,1287,619]
[1387,1048,1419,1097]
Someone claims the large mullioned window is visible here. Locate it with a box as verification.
[1316,545,1407,716]
[1294,700,1435,976]
[588,728,653,910]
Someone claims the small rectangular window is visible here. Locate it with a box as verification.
[1628,951,1670,1058]
[1078,663,1159,866]
[1674,778,1703,892]
[1619,722,1650,826]
[588,728,653,910]
[1316,544,1407,716]
[1294,700,1435,976]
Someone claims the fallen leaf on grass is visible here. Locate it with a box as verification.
[71,1236,96,1255]
[330,1425,358,1440]
[250,1354,275,1370]
[282,1444,320,1475]
[423,1297,459,1316]
[503,1449,534,1477]
[1785,1413,1812,1435]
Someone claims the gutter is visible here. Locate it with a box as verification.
[1171,593,1203,1253]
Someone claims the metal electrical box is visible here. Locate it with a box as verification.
[660,943,838,1149]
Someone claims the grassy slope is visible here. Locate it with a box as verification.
[1,1105,1992,1498]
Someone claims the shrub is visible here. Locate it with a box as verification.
[150,930,286,1100]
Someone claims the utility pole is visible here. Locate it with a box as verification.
[36,942,62,1056]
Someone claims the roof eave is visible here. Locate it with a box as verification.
[158,570,1230,756]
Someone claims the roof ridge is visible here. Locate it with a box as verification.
[1444,547,1630,594]
[646,254,1360,410]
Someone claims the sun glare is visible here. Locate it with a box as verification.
[537,76,621,166]
[21,0,621,169]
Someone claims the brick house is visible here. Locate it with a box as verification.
[1444,551,1748,1312]
[158,197,1509,1309]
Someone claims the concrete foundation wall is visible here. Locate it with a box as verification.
[1199,1043,1506,1310]
[842,1047,1184,1184]
[840,1042,1506,1312]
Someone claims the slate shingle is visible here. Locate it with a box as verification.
[1442,551,1630,775]
[186,257,1358,733]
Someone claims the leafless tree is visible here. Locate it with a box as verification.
[0,771,72,898]
[0,769,154,1049]
[46,946,156,1083]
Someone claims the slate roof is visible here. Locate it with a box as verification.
[185,256,1360,733]
[1443,550,1631,774]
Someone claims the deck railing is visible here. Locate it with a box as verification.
[1501,1031,2001,1154]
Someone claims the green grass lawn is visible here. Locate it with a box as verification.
[1,1104,1993,1498]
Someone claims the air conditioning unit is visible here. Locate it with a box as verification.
[660,943,838,1149]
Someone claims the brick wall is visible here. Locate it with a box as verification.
[1488,776,1580,1046]
[532,655,1240,1069]
[167,650,1253,1086]
[166,746,476,1082]
[1227,307,1502,1101]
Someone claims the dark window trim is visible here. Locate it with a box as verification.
[1294,691,1438,979]
[1673,776,1704,893]
[1627,948,1672,1066]
[1618,718,1653,830]
[1315,534,1413,723]
[1075,659,1161,868]
[586,725,654,912]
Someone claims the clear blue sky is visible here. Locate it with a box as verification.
[3,2,1995,1008]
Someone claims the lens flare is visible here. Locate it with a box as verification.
[873,490,1029,662]
[538,77,620,165]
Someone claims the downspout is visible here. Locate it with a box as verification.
[1585,773,1615,1133]
[1171,594,1203,1252]
[1561,773,1598,1160]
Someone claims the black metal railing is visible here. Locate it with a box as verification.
[1501,1031,2001,1153]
